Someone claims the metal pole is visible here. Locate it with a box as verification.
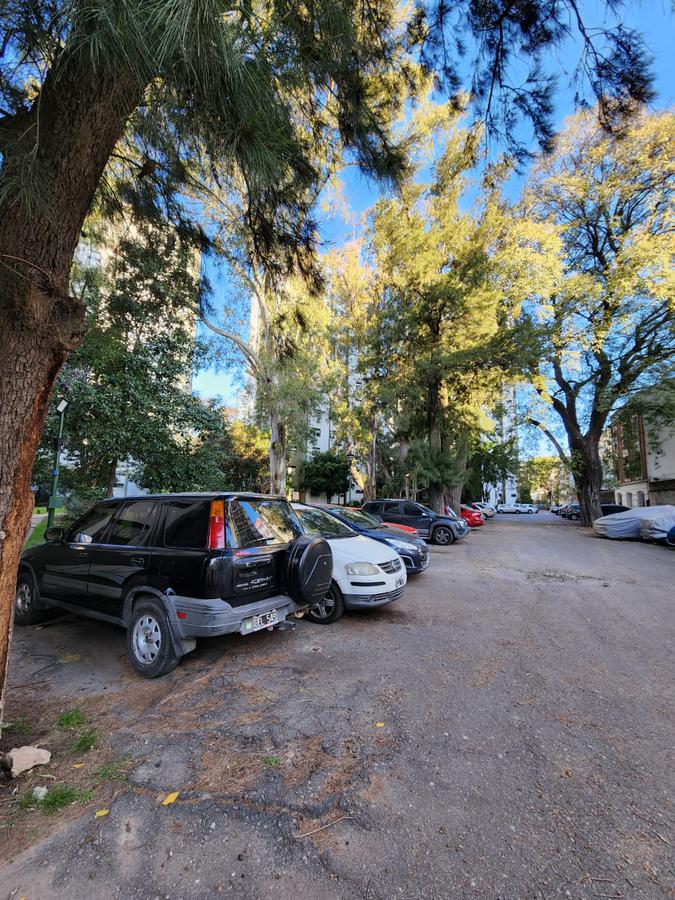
[47,409,65,529]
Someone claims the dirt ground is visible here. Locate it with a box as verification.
[1,513,673,899]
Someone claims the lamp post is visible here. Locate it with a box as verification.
[47,397,68,529]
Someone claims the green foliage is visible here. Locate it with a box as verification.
[367,106,542,508]
[521,108,675,519]
[94,759,130,784]
[302,451,351,500]
[2,714,31,735]
[19,785,91,814]
[70,730,98,753]
[56,709,88,731]
[34,224,226,500]
[463,438,518,502]
[519,457,571,505]
[264,756,280,768]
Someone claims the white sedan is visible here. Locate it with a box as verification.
[292,503,407,624]
[496,502,520,513]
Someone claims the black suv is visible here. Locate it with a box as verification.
[361,500,469,545]
[16,493,332,677]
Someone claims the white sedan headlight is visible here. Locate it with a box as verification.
[345,562,381,576]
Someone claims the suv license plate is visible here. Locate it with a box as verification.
[395,576,405,588]
[242,609,279,634]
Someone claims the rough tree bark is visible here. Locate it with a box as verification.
[269,410,287,495]
[0,52,141,718]
[570,438,605,527]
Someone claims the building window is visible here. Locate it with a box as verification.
[626,492,633,507]
[616,493,622,505]
[637,491,646,507]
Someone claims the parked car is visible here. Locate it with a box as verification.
[16,493,332,677]
[593,504,675,540]
[459,505,485,527]
[496,502,520,513]
[549,505,563,514]
[471,502,496,518]
[565,504,581,520]
[361,499,469,546]
[600,503,629,516]
[515,503,538,514]
[321,505,430,574]
[291,504,406,623]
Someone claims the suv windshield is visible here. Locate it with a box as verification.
[229,498,303,548]
[295,507,354,539]
[329,507,381,529]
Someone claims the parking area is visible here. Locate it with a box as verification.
[1,513,673,898]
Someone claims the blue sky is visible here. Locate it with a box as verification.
[193,1,675,405]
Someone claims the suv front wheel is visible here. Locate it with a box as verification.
[432,526,454,546]
[14,570,51,626]
[127,599,178,678]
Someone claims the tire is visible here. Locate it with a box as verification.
[305,581,345,625]
[286,535,333,607]
[126,598,179,678]
[432,526,454,546]
[14,570,51,626]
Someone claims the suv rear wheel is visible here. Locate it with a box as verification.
[127,599,178,678]
[432,526,454,546]
[306,581,345,624]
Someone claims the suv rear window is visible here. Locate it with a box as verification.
[229,498,303,548]
[164,499,210,549]
[107,501,156,546]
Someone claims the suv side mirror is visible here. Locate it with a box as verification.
[45,527,64,542]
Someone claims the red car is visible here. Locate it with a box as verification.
[459,504,485,527]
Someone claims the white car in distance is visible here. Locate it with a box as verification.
[292,503,407,624]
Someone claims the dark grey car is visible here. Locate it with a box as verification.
[361,500,469,545]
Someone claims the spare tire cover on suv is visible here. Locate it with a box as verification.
[286,535,333,606]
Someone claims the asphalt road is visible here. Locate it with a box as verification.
[1,514,673,898]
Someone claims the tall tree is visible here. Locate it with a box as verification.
[370,110,554,511]
[522,108,675,525]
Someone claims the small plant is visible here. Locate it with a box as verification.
[264,755,280,768]
[70,729,97,753]
[2,714,31,734]
[20,785,91,813]
[57,709,87,730]
[95,759,129,783]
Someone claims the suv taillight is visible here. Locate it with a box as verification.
[208,499,225,550]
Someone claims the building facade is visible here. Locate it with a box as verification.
[611,408,675,507]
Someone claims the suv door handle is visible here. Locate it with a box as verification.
[130,556,145,567]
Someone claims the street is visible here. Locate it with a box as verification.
[1,514,673,898]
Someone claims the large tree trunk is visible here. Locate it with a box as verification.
[269,411,287,495]
[573,439,604,526]
[0,49,142,718]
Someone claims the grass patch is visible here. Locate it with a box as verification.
[94,759,129,783]
[20,785,91,813]
[1,714,31,735]
[56,709,87,730]
[264,755,280,767]
[23,521,48,549]
[70,729,97,753]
